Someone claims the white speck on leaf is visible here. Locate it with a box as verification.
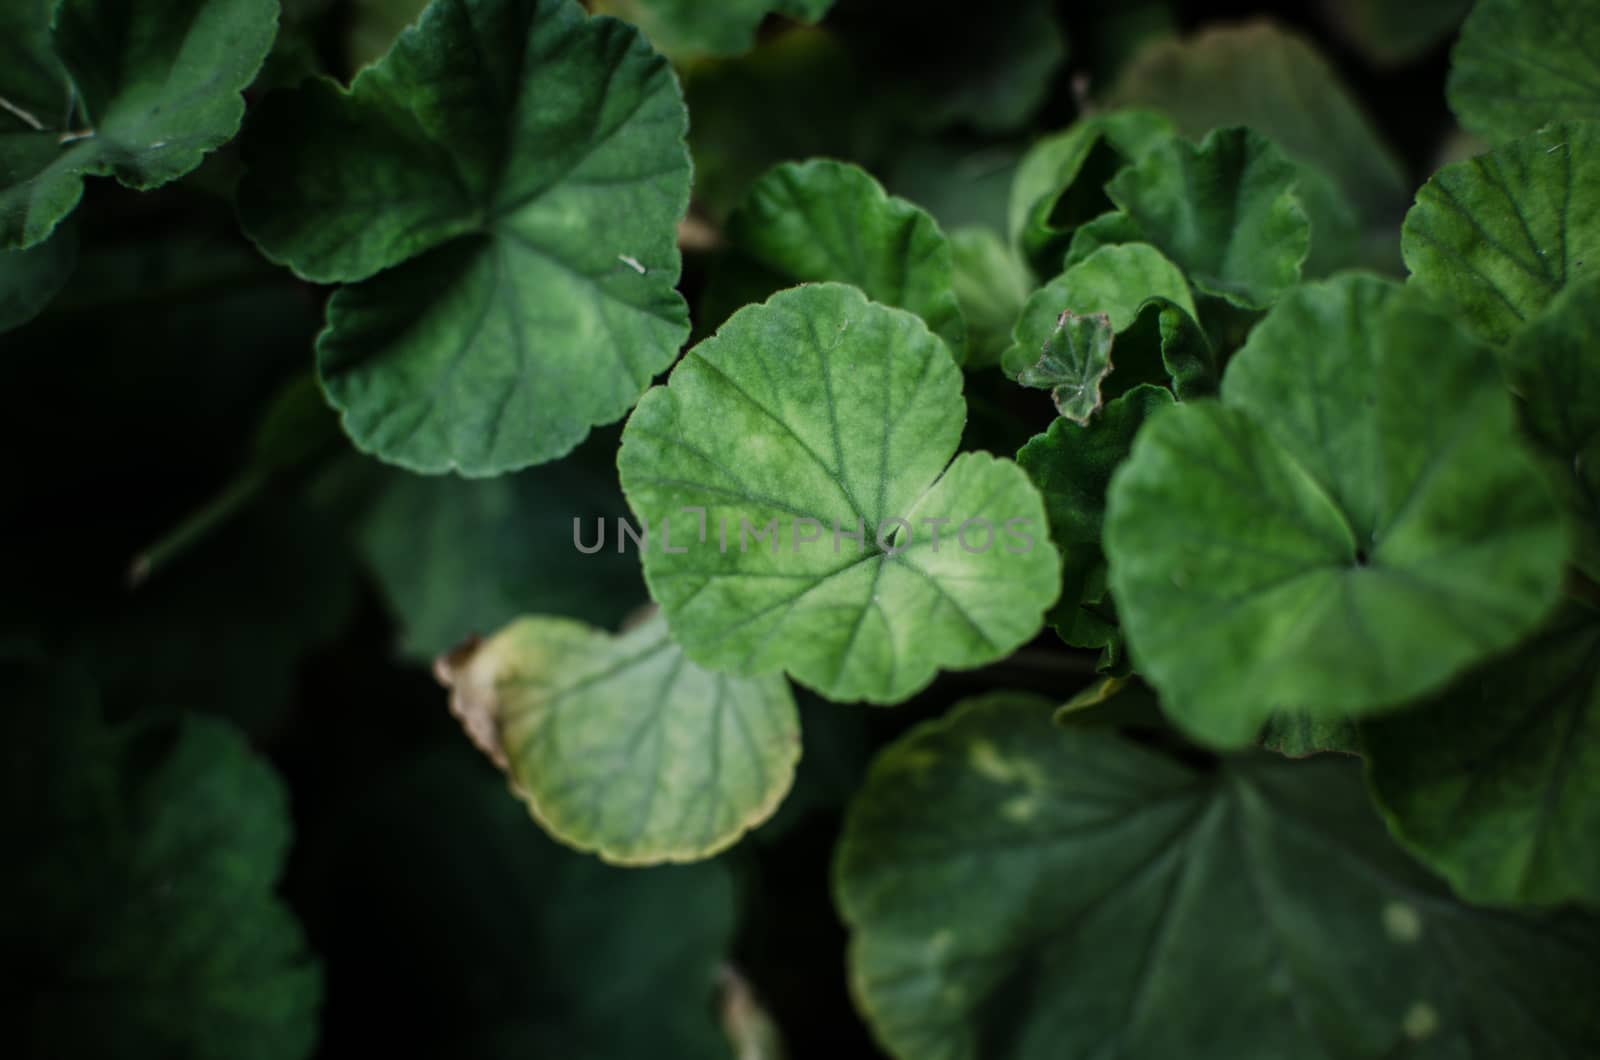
[618,254,646,275]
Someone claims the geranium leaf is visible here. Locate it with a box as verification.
[715,159,966,359]
[3,658,322,1059]
[437,609,800,864]
[0,213,74,330]
[0,0,279,249]
[592,0,833,61]
[1014,311,1116,424]
[1365,601,1600,908]
[836,694,1600,1060]
[1447,0,1600,144]
[1000,243,1206,403]
[1105,275,1568,747]
[238,0,692,475]
[619,283,1059,704]
[1105,127,1310,309]
[1108,21,1408,223]
[1017,384,1174,660]
[949,226,1032,368]
[1008,108,1176,274]
[1503,272,1600,577]
[1402,121,1600,345]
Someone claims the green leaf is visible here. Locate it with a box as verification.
[346,0,429,70]
[0,0,279,248]
[716,159,966,359]
[1000,243,1205,401]
[1017,384,1174,660]
[884,140,1023,238]
[619,283,1060,704]
[0,212,74,330]
[1008,108,1176,273]
[2,658,322,1059]
[1324,0,1470,67]
[1404,122,1600,345]
[1447,0,1600,144]
[355,435,645,661]
[1105,275,1568,747]
[949,226,1032,368]
[1105,127,1310,308]
[835,694,1600,1060]
[592,0,833,61]
[437,609,800,864]
[1109,21,1408,223]
[1013,311,1116,424]
[238,0,692,475]
[1504,272,1600,577]
[1260,710,1363,758]
[1365,601,1600,908]
[302,743,736,1057]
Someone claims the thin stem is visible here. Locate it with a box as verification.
[127,470,268,587]
[0,94,45,131]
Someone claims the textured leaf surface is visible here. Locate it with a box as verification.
[1402,121,1600,345]
[718,159,966,358]
[619,283,1059,703]
[1365,601,1600,908]
[0,213,74,329]
[1008,109,1176,273]
[1447,0,1600,143]
[1106,127,1309,308]
[302,744,736,1057]
[0,0,278,248]
[1109,21,1407,222]
[1105,275,1568,746]
[1017,384,1173,659]
[239,0,692,474]
[1504,273,1600,577]
[2,658,322,1059]
[1014,311,1116,424]
[949,226,1031,367]
[356,439,644,660]
[836,694,1600,1060]
[438,610,800,864]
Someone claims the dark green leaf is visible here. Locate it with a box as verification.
[836,693,1600,1060]
[1014,311,1117,424]
[1106,275,1568,746]
[0,211,74,330]
[1403,121,1600,345]
[592,0,834,61]
[1448,0,1600,144]
[239,0,692,474]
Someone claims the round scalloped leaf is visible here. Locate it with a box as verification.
[0,0,278,249]
[436,610,800,864]
[1105,275,1567,747]
[1504,272,1600,578]
[836,694,1600,1060]
[3,658,322,1059]
[716,159,966,359]
[1447,0,1600,144]
[1108,21,1407,222]
[1105,126,1309,309]
[1402,121,1600,345]
[239,0,691,475]
[1365,601,1600,908]
[619,283,1060,704]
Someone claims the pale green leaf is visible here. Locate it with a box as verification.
[1105,275,1568,747]
[1014,311,1116,424]
[949,226,1032,367]
[716,159,966,359]
[238,0,692,475]
[836,694,1600,1060]
[0,0,279,248]
[1365,601,1600,908]
[437,610,800,864]
[1105,126,1310,308]
[619,283,1060,704]
[1448,0,1600,143]
[1403,121,1600,344]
